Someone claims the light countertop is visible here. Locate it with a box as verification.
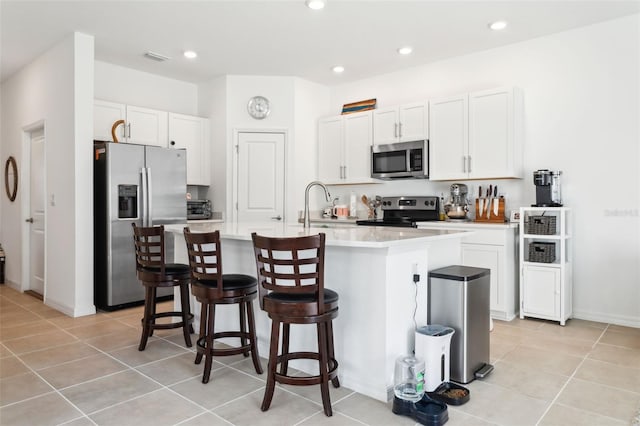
[166,221,469,249]
[417,220,518,230]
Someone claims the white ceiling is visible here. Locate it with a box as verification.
[1,0,639,85]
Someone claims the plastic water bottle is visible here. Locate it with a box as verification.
[393,355,425,402]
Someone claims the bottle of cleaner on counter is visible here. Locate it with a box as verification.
[349,191,357,218]
[439,193,446,221]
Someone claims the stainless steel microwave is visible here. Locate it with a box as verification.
[371,140,429,179]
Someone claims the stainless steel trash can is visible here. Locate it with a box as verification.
[428,265,492,384]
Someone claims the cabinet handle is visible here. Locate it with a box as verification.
[343,165,347,179]
[127,123,131,138]
[462,156,467,173]
[468,156,472,173]
[394,123,398,138]
[398,122,402,138]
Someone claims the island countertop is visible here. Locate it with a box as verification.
[165,221,469,249]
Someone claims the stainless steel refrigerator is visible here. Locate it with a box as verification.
[94,141,187,310]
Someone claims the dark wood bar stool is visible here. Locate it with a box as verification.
[183,227,263,384]
[132,224,194,351]
[251,232,339,416]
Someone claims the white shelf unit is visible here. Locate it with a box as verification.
[519,207,572,325]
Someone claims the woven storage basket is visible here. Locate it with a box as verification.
[528,242,556,263]
[526,216,557,235]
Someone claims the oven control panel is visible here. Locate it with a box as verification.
[381,196,439,211]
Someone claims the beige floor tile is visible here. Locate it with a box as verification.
[539,403,628,426]
[500,345,583,376]
[171,367,265,410]
[225,356,267,379]
[537,319,606,342]
[88,388,205,426]
[574,358,640,394]
[19,341,100,370]
[0,319,61,342]
[333,392,415,426]
[84,328,145,352]
[556,377,640,423]
[57,417,95,426]
[65,320,135,340]
[213,388,323,426]
[600,329,640,350]
[136,352,214,385]
[445,407,499,426]
[24,303,67,319]
[109,339,190,367]
[481,359,570,401]
[588,343,640,369]
[608,324,640,336]
[0,391,83,426]
[60,369,161,414]
[497,317,546,331]
[0,344,10,358]
[296,410,366,425]
[455,381,549,425]
[489,333,520,361]
[164,330,198,348]
[0,356,29,379]
[2,329,78,355]
[178,411,233,426]
[38,353,127,389]
[0,311,42,329]
[277,373,355,407]
[0,371,53,405]
[48,312,113,329]
[101,305,145,319]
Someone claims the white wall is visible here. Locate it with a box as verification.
[0,33,95,316]
[94,61,198,115]
[327,15,640,326]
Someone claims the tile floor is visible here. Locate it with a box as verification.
[1,285,639,426]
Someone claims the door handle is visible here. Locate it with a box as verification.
[271,215,282,221]
[25,217,34,223]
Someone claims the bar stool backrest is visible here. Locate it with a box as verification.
[251,232,326,312]
[183,228,224,295]
[132,224,166,275]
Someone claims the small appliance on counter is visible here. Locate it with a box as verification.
[187,199,212,220]
[533,169,562,207]
[444,183,470,221]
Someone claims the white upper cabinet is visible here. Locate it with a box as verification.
[168,113,210,186]
[468,87,522,179]
[428,94,469,180]
[373,101,428,145]
[318,111,376,185]
[94,100,167,147]
[429,87,523,181]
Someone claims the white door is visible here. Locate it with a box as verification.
[236,132,285,222]
[28,129,46,296]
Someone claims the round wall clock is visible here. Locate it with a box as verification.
[247,96,270,119]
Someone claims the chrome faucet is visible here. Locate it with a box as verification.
[303,181,331,228]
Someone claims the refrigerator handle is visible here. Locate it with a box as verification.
[141,168,148,227]
[146,167,153,226]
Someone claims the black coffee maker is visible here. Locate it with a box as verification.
[533,169,562,207]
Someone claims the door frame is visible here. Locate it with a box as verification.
[231,128,288,224]
[21,120,47,296]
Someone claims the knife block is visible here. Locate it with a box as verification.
[474,198,506,223]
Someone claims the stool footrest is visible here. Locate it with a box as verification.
[273,351,339,386]
[143,311,194,330]
[196,332,252,356]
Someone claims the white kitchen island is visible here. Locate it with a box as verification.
[165,222,467,402]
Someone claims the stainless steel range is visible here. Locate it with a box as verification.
[356,196,440,228]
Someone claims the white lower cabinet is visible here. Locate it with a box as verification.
[419,224,518,320]
[521,265,560,319]
[519,207,572,325]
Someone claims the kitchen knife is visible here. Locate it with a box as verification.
[493,185,499,216]
[487,185,493,219]
[478,186,484,218]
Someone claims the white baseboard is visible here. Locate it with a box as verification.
[572,309,640,328]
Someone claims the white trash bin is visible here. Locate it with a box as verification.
[415,325,455,392]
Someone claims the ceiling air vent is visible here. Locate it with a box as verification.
[144,51,171,62]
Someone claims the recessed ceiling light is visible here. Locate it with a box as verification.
[306,0,325,10]
[489,21,507,31]
[183,50,198,59]
[398,46,413,55]
[332,65,344,74]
